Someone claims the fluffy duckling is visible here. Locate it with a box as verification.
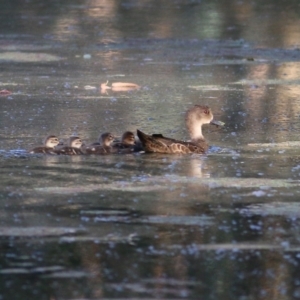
[54,136,84,155]
[113,131,143,153]
[29,135,60,154]
[85,132,115,154]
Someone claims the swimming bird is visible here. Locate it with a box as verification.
[85,132,115,154]
[88,132,107,147]
[137,105,223,154]
[116,131,136,147]
[29,135,61,154]
[112,131,143,153]
[54,136,84,155]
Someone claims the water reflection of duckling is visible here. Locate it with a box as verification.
[29,135,61,154]
[54,136,84,155]
[85,132,115,154]
[137,105,224,154]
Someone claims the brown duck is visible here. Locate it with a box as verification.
[112,131,143,153]
[85,132,115,154]
[88,132,111,147]
[29,135,61,154]
[137,105,223,154]
[54,136,84,155]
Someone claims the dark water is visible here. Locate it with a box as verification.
[1,0,300,299]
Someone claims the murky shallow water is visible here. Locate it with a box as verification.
[1,0,300,299]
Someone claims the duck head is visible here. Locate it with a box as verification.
[185,105,223,141]
[44,135,60,148]
[100,132,115,147]
[121,131,136,145]
[69,136,83,149]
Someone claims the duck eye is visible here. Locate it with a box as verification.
[204,109,209,115]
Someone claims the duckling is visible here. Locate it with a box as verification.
[116,131,136,147]
[113,131,144,153]
[85,132,115,154]
[88,133,104,147]
[29,135,60,154]
[137,105,224,154]
[54,136,84,155]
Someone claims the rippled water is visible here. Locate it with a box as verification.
[1,0,300,299]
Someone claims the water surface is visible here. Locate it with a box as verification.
[1,0,300,299]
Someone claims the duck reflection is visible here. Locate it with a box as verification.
[188,157,210,178]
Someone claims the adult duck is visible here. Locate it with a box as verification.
[137,105,223,154]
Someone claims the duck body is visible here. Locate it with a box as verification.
[85,145,114,155]
[29,135,60,154]
[137,105,223,154]
[29,146,57,155]
[137,130,207,154]
[54,147,85,155]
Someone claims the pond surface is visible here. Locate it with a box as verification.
[1,0,300,299]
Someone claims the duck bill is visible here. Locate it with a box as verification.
[210,120,225,127]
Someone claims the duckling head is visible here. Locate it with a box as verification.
[121,131,136,145]
[44,135,60,148]
[69,136,83,149]
[100,132,115,147]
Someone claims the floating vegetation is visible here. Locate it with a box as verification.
[100,81,140,93]
[0,89,12,96]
